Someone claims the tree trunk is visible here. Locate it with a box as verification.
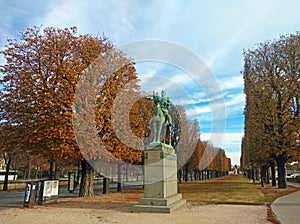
[252,169,256,184]
[246,169,251,180]
[184,165,188,181]
[79,160,94,197]
[75,162,80,188]
[49,161,54,180]
[125,164,129,182]
[35,168,38,179]
[276,156,287,189]
[24,165,30,180]
[260,166,265,187]
[266,168,270,184]
[177,170,182,183]
[270,160,276,186]
[3,159,11,191]
[54,162,58,179]
[27,164,31,179]
[261,166,269,187]
[117,163,122,192]
[13,161,17,180]
[270,160,276,187]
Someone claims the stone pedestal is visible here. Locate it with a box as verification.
[133,144,186,213]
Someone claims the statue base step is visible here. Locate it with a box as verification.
[132,193,186,213]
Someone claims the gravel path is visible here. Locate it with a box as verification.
[0,201,272,224]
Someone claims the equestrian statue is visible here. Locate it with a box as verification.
[147,90,173,147]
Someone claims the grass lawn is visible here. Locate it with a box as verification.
[178,175,298,205]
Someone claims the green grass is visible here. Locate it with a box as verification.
[178,175,267,205]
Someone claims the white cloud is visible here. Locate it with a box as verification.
[190,91,207,102]
[226,151,241,166]
[173,98,196,106]
[225,93,245,113]
[220,76,244,91]
[186,105,211,117]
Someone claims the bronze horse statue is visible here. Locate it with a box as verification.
[149,91,172,146]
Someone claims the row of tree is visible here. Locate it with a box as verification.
[178,139,231,182]
[0,26,231,195]
[241,33,300,188]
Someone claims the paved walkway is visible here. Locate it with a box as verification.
[271,182,300,224]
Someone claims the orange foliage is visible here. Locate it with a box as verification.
[0,26,143,166]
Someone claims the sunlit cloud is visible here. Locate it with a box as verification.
[220,76,244,91]
[226,152,242,166]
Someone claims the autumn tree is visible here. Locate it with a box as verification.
[171,105,188,180]
[218,149,231,175]
[130,96,153,147]
[73,43,147,195]
[183,119,201,181]
[189,138,205,171]
[0,26,142,195]
[243,33,300,188]
[243,62,273,185]
[188,138,206,180]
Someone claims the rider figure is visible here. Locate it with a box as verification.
[150,91,161,115]
[160,90,172,125]
[147,90,173,145]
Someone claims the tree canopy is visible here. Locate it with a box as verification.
[242,33,300,188]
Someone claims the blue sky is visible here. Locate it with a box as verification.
[1,0,300,165]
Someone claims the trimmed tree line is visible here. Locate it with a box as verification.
[241,33,300,189]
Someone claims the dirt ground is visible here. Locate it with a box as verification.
[0,190,273,224]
